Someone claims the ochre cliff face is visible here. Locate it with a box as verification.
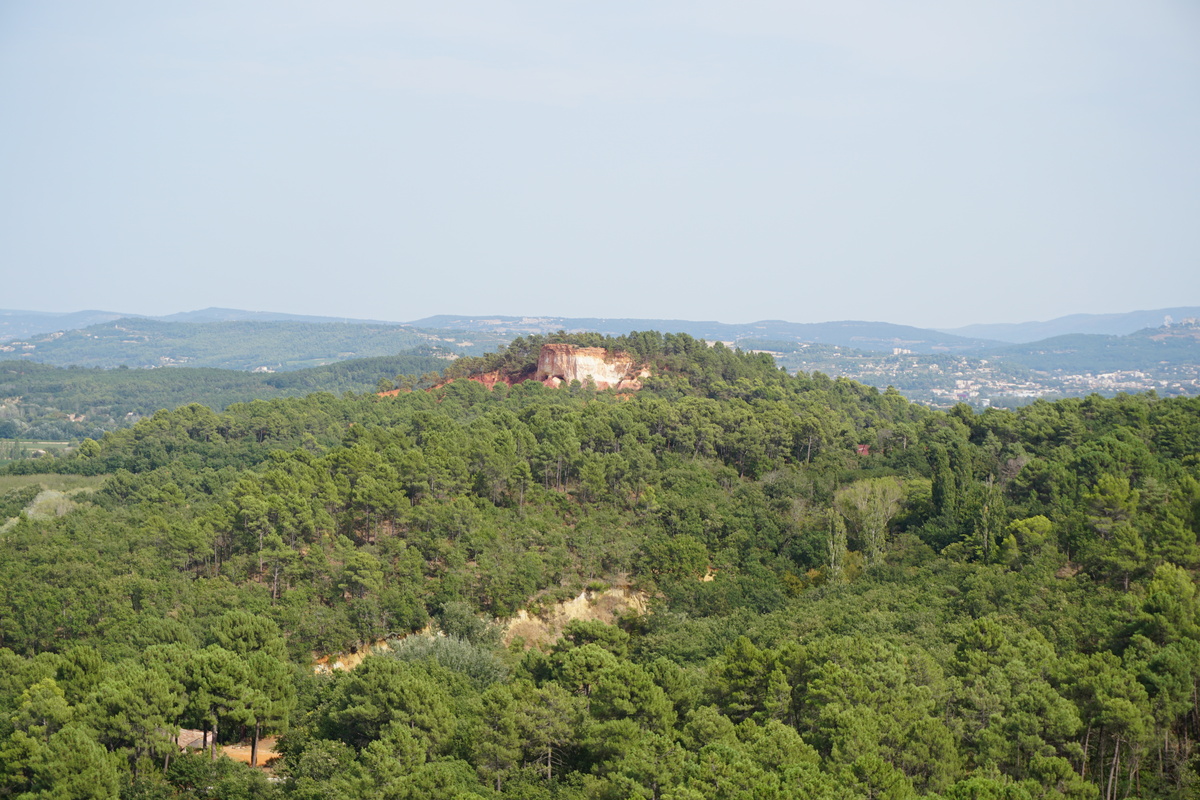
[535,344,648,390]
[396,344,650,396]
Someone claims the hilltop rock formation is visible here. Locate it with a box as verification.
[409,343,651,395]
[535,343,649,390]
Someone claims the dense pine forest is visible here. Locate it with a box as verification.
[1,332,1199,799]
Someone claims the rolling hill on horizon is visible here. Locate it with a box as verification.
[937,306,1200,342]
[5,304,1198,348]
[0,307,405,342]
[409,314,1001,353]
[0,317,504,371]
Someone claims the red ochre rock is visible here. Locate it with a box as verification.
[387,344,650,396]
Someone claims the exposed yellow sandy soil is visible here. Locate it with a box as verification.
[502,584,649,650]
[313,584,651,672]
[313,643,381,673]
[176,731,279,770]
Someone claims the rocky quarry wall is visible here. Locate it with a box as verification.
[534,343,648,390]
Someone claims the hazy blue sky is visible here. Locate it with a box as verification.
[2,2,1198,328]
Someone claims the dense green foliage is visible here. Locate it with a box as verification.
[1,331,1198,799]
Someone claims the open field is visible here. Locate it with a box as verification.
[0,473,105,494]
[0,440,74,465]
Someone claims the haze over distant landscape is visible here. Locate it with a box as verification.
[2,2,1198,327]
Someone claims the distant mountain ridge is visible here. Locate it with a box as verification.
[0,309,131,341]
[3,305,1197,363]
[984,323,1200,372]
[410,315,1001,354]
[157,307,402,325]
[0,317,504,371]
[938,307,1200,343]
[0,306,404,341]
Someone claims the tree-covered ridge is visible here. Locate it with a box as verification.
[990,322,1200,371]
[0,333,1198,798]
[2,317,508,370]
[444,330,792,389]
[0,351,450,443]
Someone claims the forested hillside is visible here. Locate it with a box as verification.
[1,332,1198,799]
[990,324,1200,373]
[0,351,451,443]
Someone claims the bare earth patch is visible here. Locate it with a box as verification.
[176,730,279,769]
[222,736,279,768]
[312,584,651,672]
[503,584,649,650]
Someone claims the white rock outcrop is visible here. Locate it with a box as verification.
[534,344,648,390]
